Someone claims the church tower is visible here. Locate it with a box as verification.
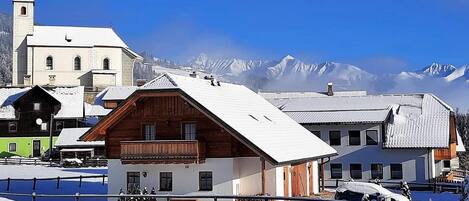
[12,0,34,85]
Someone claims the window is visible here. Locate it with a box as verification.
[350,164,362,179]
[366,130,379,145]
[103,58,110,70]
[8,143,16,152]
[55,121,64,131]
[329,131,341,146]
[199,171,213,191]
[40,123,47,131]
[330,163,342,179]
[46,56,53,70]
[160,172,172,191]
[74,56,81,70]
[443,160,451,168]
[126,172,140,191]
[371,164,383,179]
[20,6,26,15]
[143,124,156,140]
[183,123,197,140]
[33,103,41,111]
[390,164,403,179]
[348,130,361,146]
[8,122,17,133]
[311,131,321,139]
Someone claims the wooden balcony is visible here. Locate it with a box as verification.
[434,142,457,161]
[120,140,206,164]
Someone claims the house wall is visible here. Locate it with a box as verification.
[108,157,284,201]
[27,46,124,87]
[303,124,434,186]
[0,136,57,157]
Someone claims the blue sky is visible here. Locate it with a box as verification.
[1,0,469,73]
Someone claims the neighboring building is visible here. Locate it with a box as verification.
[261,88,466,186]
[55,127,105,161]
[0,85,85,157]
[97,86,138,109]
[81,73,337,198]
[12,0,142,89]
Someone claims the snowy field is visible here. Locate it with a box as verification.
[0,165,107,201]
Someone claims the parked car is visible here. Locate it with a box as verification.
[335,182,409,201]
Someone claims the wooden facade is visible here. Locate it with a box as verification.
[95,92,257,163]
[0,86,81,138]
[434,114,458,161]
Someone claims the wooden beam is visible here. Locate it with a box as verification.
[261,158,266,195]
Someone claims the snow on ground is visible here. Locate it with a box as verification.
[0,165,107,201]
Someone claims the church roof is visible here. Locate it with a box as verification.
[27,26,128,48]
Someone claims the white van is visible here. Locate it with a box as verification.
[335,182,410,201]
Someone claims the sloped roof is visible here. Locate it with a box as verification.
[84,103,111,116]
[259,91,367,99]
[0,86,84,119]
[141,74,337,164]
[56,128,104,147]
[457,131,466,152]
[264,93,453,148]
[85,73,337,165]
[101,86,138,101]
[28,26,127,47]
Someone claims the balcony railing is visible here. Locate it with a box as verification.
[434,142,457,161]
[120,140,206,164]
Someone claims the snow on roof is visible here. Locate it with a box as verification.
[286,109,390,124]
[259,91,367,99]
[101,86,138,101]
[457,131,466,152]
[84,103,111,116]
[28,26,128,48]
[140,73,337,164]
[47,86,84,118]
[0,86,84,119]
[56,128,104,147]
[264,93,453,148]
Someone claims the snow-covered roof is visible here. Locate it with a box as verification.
[0,86,84,119]
[56,128,104,147]
[286,109,390,124]
[259,91,367,99]
[101,86,138,101]
[137,73,337,164]
[264,93,453,148]
[28,26,127,48]
[47,86,84,118]
[84,103,111,116]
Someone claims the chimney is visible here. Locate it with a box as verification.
[327,82,333,96]
[136,79,147,87]
[49,75,56,86]
[189,71,199,78]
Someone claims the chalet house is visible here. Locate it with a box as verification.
[0,85,85,157]
[81,73,337,197]
[261,88,466,186]
[12,0,142,89]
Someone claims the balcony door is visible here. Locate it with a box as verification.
[183,123,197,140]
[143,124,156,141]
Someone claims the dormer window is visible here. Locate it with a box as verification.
[46,56,53,70]
[20,6,26,16]
[103,58,110,70]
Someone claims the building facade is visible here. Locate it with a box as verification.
[12,0,141,89]
[262,90,465,187]
[0,85,85,157]
[82,73,336,199]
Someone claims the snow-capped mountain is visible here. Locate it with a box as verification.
[397,62,469,83]
[420,63,456,77]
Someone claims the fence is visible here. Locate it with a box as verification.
[326,179,464,193]
[0,157,107,167]
[0,193,338,201]
[0,174,107,191]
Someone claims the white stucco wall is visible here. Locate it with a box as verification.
[303,124,434,186]
[12,0,34,85]
[28,46,123,86]
[108,157,286,201]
